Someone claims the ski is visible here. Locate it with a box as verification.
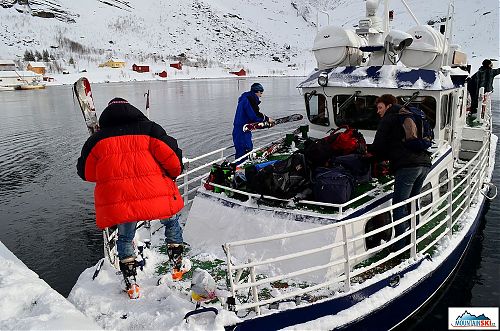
[73,77,99,134]
[250,127,302,160]
[243,113,303,132]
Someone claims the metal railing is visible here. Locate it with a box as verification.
[221,127,493,314]
[101,129,295,266]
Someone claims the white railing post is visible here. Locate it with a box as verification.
[473,159,482,203]
[447,177,454,237]
[183,173,189,205]
[465,162,472,208]
[410,200,417,258]
[249,259,261,315]
[478,87,485,123]
[224,244,237,301]
[342,224,351,293]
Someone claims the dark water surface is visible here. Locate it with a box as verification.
[0,77,304,297]
[0,78,498,327]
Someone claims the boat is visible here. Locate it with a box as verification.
[14,83,46,90]
[0,70,44,90]
[69,0,497,329]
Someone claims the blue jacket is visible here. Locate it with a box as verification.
[232,91,267,157]
[233,91,266,127]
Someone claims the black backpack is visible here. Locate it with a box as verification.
[247,153,310,199]
[399,107,434,152]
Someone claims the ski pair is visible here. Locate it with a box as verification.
[250,127,302,161]
[243,113,303,132]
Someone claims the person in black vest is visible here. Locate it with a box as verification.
[467,59,500,115]
[369,94,431,252]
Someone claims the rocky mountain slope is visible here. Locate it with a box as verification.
[0,0,497,72]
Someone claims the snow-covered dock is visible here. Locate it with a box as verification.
[0,241,101,330]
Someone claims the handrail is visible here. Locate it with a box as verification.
[102,129,297,267]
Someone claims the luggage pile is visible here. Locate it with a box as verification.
[304,126,370,204]
[205,126,385,205]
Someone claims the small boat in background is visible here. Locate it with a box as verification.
[0,69,45,90]
[14,83,46,90]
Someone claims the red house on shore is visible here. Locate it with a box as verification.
[229,68,246,76]
[132,64,150,73]
[157,70,168,78]
[170,62,182,70]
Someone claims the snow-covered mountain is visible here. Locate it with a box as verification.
[0,0,498,73]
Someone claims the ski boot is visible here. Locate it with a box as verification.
[167,243,191,280]
[119,256,140,299]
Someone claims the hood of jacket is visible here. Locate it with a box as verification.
[99,100,149,128]
[238,91,261,105]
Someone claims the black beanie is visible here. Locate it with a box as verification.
[482,59,492,67]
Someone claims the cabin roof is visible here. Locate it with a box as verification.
[298,65,468,91]
[28,62,46,68]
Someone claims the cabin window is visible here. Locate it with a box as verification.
[365,212,392,249]
[305,92,329,126]
[333,94,379,130]
[397,95,437,129]
[439,169,450,197]
[440,94,453,130]
[420,182,433,208]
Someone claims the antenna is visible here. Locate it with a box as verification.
[441,0,456,67]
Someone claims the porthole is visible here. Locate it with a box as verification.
[420,182,433,208]
[439,170,450,197]
[365,212,392,249]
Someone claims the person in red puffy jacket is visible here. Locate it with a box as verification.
[77,98,184,277]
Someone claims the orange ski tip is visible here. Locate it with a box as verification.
[127,284,140,299]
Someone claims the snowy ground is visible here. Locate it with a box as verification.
[0,241,101,330]
[0,0,498,85]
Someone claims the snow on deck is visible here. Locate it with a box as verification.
[68,227,240,330]
[0,241,101,330]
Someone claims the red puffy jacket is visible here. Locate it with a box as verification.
[77,100,184,229]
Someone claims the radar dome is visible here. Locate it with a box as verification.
[312,26,365,69]
[400,25,448,69]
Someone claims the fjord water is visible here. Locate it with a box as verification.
[0,78,498,327]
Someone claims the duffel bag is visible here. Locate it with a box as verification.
[303,138,334,168]
[327,125,367,156]
[245,160,279,184]
[313,166,354,204]
[331,154,371,184]
[248,153,310,199]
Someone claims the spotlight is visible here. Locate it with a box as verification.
[318,71,329,87]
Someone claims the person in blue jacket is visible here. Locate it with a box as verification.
[232,83,274,160]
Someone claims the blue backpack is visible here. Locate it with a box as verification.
[399,107,434,152]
